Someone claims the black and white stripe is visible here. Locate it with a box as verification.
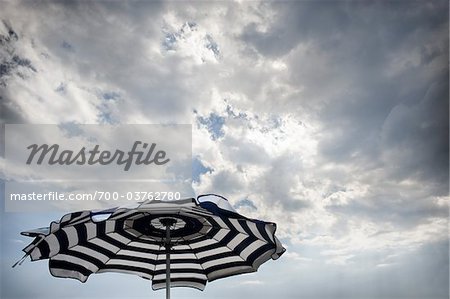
[20,196,286,291]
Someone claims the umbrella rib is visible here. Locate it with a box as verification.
[151,243,163,282]
[98,229,160,281]
[60,216,159,280]
[50,210,152,256]
[19,197,286,291]
[44,225,146,279]
[182,236,207,277]
[199,230,248,264]
[45,219,134,258]
[184,209,262,242]
[184,212,272,267]
[199,215,253,240]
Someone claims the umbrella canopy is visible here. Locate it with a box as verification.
[16,194,285,296]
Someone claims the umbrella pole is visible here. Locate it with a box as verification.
[165,223,171,299]
[160,218,175,299]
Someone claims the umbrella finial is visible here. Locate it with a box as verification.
[159,218,177,228]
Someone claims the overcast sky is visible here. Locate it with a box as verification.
[1,1,449,299]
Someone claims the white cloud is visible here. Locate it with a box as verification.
[239,280,263,286]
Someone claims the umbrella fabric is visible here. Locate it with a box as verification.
[19,195,285,290]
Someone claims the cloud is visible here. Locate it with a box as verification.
[1,1,448,298]
[381,80,449,187]
[238,280,263,286]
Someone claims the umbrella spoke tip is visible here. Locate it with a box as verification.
[159,218,177,227]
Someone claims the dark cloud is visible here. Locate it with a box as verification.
[381,80,449,188]
[0,22,32,124]
[242,1,448,58]
[326,187,448,229]
[0,93,26,124]
[0,20,36,84]
[241,1,351,57]
[240,2,448,183]
[210,169,245,196]
[252,1,450,192]
[259,153,311,211]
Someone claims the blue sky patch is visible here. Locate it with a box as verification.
[192,156,212,183]
[197,112,225,140]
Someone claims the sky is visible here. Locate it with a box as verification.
[0,1,449,298]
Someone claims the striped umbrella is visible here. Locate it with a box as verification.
[15,194,285,298]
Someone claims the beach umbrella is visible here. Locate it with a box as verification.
[15,194,285,298]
